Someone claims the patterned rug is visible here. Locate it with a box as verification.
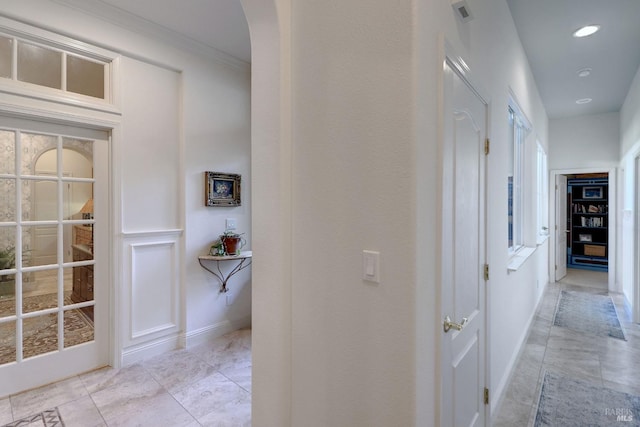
[0,293,94,365]
[535,371,640,426]
[1,408,64,427]
[553,290,626,340]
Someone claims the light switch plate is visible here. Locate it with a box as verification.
[225,218,237,230]
[363,250,380,283]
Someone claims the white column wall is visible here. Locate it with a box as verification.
[620,65,640,319]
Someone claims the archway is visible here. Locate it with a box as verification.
[239,1,292,425]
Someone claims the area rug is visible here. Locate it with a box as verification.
[0,293,94,365]
[553,290,626,340]
[534,371,640,426]
[1,408,64,427]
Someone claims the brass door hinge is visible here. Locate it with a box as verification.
[484,387,489,405]
[484,138,490,155]
[483,264,489,281]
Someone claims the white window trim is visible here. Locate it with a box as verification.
[507,93,537,270]
[0,16,120,115]
[536,141,549,245]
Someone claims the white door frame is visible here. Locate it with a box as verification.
[549,167,617,292]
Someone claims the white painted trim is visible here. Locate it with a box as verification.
[121,333,181,366]
[122,229,184,238]
[50,0,250,72]
[128,240,179,341]
[634,156,640,324]
[0,15,118,60]
[183,316,252,349]
[507,246,536,272]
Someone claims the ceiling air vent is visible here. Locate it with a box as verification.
[452,0,473,23]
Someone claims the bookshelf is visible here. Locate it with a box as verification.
[567,177,608,271]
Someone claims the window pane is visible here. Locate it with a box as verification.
[0,290,16,316]
[0,320,16,365]
[64,308,94,347]
[22,133,58,176]
[23,224,57,267]
[0,130,16,174]
[62,139,93,179]
[0,36,12,79]
[0,178,16,222]
[17,41,62,89]
[67,225,93,261]
[28,179,58,221]
[0,226,16,273]
[67,55,104,99]
[23,270,59,313]
[66,182,93,222]
[23,313,58,358]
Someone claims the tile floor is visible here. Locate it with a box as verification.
[0,328,251,427]
[2,269,636,427]
[493,269,640,426]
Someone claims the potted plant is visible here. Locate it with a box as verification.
[219,231,246,256]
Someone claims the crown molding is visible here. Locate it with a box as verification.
[51,0,250,72]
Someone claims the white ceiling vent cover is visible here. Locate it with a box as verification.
[452,0,474,23]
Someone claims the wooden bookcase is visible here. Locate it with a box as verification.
[567,177,608,271]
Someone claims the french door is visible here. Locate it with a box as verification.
[0,116,109,396]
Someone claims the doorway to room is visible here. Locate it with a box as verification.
[553,171,614,290]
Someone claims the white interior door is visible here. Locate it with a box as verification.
[555,175,568,280]
[0,117,109,396]
[441,56,487,426]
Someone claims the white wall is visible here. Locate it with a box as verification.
[619,65,640,316]
[549,112,620,170]
[0,0,251,364]
[277,0,550,425]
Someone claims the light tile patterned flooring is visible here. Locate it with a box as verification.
[0,328,251,427]
[3,269,637,426]
[493,269,640,426]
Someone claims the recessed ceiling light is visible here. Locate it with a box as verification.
[576,98,592,105]
[573,25,600,38]
[577,68,592,77]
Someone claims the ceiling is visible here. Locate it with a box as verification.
[91,0,251,63]
[507,0,640,119]
[63,1,640,120]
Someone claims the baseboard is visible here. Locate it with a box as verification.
[121,316,252,364]
[122,334,181,366]
[183,316,252,349]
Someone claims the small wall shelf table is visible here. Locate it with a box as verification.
[198,251,252,293]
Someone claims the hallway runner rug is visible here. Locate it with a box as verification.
[553,290,626,340]
[1,408,64,427]
[534,371,640,426]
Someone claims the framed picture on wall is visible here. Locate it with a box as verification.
[205,172,241,206]
[583,186,602,199]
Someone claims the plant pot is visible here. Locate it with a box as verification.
[221,236,244,255]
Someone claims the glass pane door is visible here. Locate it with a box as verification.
[0,120,107,394]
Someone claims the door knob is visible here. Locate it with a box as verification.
[443,315,468,333]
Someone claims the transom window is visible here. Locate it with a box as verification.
[0,30,112,102]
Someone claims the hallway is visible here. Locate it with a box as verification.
[494,269,640,425]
